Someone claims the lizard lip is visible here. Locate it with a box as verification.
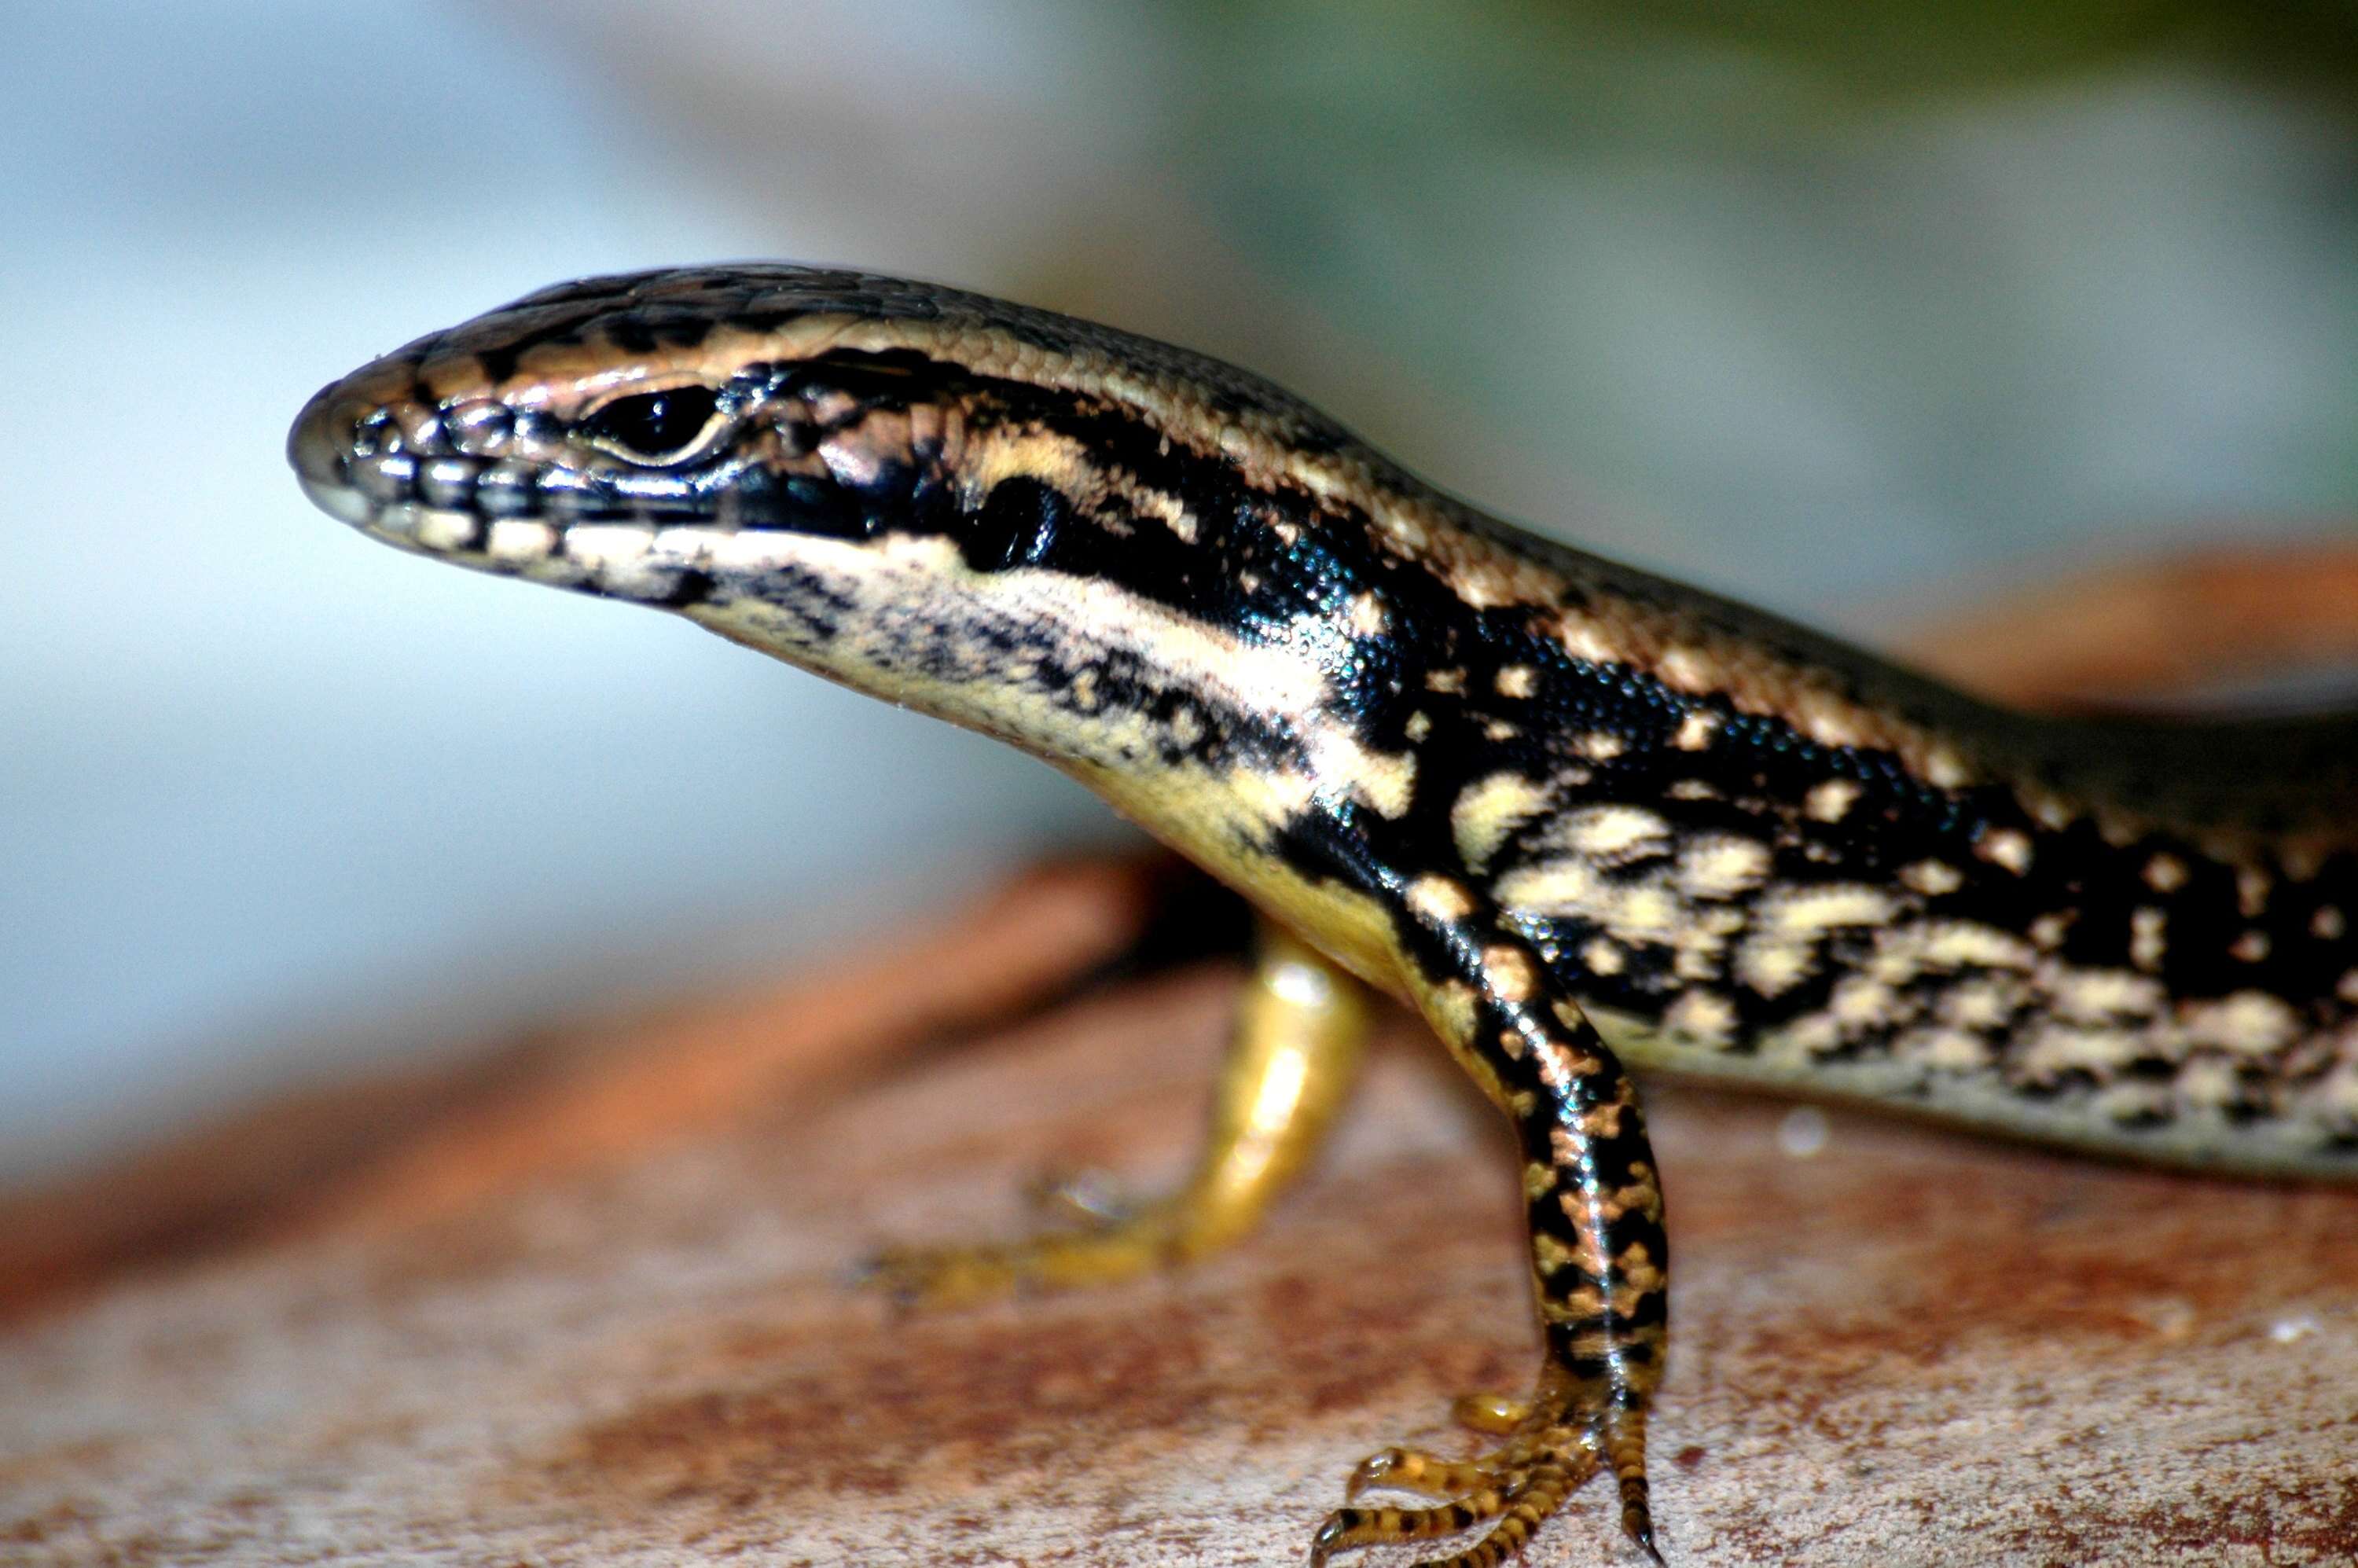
[289,378,707,540]
[287,385,365,502]
[297,475,374,528]
[288,390,745,600]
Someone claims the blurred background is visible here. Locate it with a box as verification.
[5,0,2355,1183]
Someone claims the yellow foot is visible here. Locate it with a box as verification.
[860,1196,1185,1309]
[1314,1392,1659,1566]
[1448,1391,1531,1436]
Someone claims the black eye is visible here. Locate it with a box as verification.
[579,384,722,463]
[964,476,1067,571]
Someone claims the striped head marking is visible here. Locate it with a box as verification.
[289,264,1405,799]
[288,266,1050,589]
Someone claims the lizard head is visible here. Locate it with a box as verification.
[288,266,1037,600]
[289,264,1398,778]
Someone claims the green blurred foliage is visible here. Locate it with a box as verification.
[1186,0,2358,127]
[1610,0,2358,101]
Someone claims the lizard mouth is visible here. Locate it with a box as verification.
[289,381,519,555]
[288,388,720,610]
[290,378,601,547]
[287,378,744,602]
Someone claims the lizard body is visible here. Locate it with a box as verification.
[291,266,2358,1565]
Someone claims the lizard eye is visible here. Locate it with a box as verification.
[579,384,723,465]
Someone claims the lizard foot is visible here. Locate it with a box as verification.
[859,1195,1183,1309]
[1313,1375,1659,1566]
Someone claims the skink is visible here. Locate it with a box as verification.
[291,266,2357,1566]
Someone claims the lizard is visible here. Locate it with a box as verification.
[288,264,2358,1566]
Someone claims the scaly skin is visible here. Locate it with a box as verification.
[291,266,2358,1564]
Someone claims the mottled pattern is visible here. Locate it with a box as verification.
[290,264,2358,1566]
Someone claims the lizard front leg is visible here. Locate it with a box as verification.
[869,920,1370,1303]
[1316,872,1669,1567]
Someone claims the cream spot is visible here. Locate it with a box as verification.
[1349,591,1389,636]
[2175,1056,2242,1112]
[2143,854,2187,893]
[1676,835,1773,901]
[2029,912,2072,950]
[1558,620,1618,664]
[2314,905,2347,942]
[1672,711,1719,751]
[1901,861,1963,898]
[2231,931,2271,964]
[1910,920,2037,972]
[1656,647,1714,692]
[2017,1021,2143,1080]
[1830,975,1901,1029]
[1667,778,1721,801]
[1664,990,1739,1048]
[1905,1026,1994,1071]
[2184,992,2298,1056]
[1791,691,1875,750]
[2027,794,2077,832]
[1974,828,2033,876]
[1775,1012,1841,1059]
[412,509,481,553]
[1407,875,1477,924]
[1484,719,1521,743]
[1451,772,1552,874]
[1497,856,1688,951]
[2095,1082,2171,1126]
[1404,711,1432,743]
[1582,938,1626,977]
[1425,668,1467,695]
[2131,908,2167,973]
[1493,664,1537,699]
[557,523,656,568]
[2052,968,2165,1025]
[1763,884,1895,936]
[487,519,559,561]
[1737,936,1813,997]
[1554,805,1673,863]
[1804,780,1860,823]
[1920,747,1973,789]
[1313,733,1416,820]
[1938,978,2019,1032]
[1483,944,1540,1002]
[1576,731,1626,762]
